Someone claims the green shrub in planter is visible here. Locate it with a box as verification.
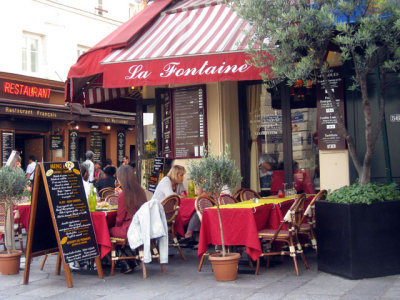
[326,182,400,204]
[317,182,400,279]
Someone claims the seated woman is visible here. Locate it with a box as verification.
[150,165,186,202]
[110,165,147,273]
[94,166,116,192]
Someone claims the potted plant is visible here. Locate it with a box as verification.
[188,144,242,281]
[315,182,400,279]
[0,165,29,275]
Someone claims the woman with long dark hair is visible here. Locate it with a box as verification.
[110,165,147,239]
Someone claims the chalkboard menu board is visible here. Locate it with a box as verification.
[172,85,207,158]
[1,131,15,165]
[50,135,64,150]
[68,130,79,161]
[317,67,346,150]
[117,130,126,166]
[147,157,172,193]
[90,131,102,163]
[42,161,99,263]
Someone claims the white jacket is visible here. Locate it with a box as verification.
[127,200,169,263]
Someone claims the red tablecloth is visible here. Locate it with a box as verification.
[198,204,275,261]
[17,204,31,231]
[91,211,117,259]
[174,198,196,237]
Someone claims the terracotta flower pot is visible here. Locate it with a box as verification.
[0,250,23,275]
[209,252,240,281]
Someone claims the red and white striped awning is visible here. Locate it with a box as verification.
[84,87,130,105]
[101,0,265,88]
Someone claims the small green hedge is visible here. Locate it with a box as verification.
[327,182,400,205]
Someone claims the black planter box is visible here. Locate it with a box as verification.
[315,200,400,279]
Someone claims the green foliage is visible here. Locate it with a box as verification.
[327,182,400,204]
[188,144,242,198]
[0,165,29,205]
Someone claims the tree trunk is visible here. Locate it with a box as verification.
[5,203,15,253]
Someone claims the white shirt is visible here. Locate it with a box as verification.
[83,159,95,182]
[151,176,185,202]
[26,161,36,180]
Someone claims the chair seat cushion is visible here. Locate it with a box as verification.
[258,228,289,238]
[299,223,311,231]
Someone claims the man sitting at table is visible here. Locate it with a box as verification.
[95,166,116,192]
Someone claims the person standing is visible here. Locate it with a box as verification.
[25,155,37,185]
[83,151,95,183]
[122,156,130,166]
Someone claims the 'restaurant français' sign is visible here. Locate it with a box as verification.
[102,53,266,88]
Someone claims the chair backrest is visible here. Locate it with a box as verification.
[232,188,245,202]
[218,194,237,205]
[0,200,5,227]
[160,195,180,225]
[302,190,327,225]
[105,194,119,206]
[99,187,115,200]
[240,189,261,201]
[284,193,307,231]
[195,196,216,222]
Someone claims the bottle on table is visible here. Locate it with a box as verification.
[88,184,97,212]
[188,180,196,198]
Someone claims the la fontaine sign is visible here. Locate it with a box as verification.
[102,52,266,87]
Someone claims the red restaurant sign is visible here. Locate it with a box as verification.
[102,53,265,88]
[0,79,52,103]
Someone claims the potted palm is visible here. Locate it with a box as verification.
[188,144,242,281]
[0,165,29,275]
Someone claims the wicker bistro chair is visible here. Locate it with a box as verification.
[255,193,310,276]
[161,195,185,260]
[98,187,115,201]
[218,194,238,205]
[195,196,217,272]
[110,237,166,278]
[232,188,246,202]
[239,188,261,202]
[105,194,119,206]
[299,190,327,252]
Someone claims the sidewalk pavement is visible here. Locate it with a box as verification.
[1,246,399,300]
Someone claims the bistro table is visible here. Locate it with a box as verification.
[17,203,31,231]
[197,197,298,261]
[174,197,196,237]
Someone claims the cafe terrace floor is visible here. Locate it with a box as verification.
[1,246,399,299]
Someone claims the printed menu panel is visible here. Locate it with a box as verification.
[68,130,79,162]
[162,91,173,158]
[50,135,64,150]
[90,131,102,163]
[172,85,206,158]
[43,161,99,263]
[117,130,126,166]
[1,131,15,165]
[317,67,346,150]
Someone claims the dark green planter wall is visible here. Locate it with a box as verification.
[316,200,400,279]
[344,67,400,184]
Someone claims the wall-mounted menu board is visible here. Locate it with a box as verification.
[172,85,207,158]
[68,130,79,161]
[90,131,102,163]
[1,131,15,165]
[161,90,173,158]
[50,135,64,150]
[317,67,346,150]
[117,130,126,166]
